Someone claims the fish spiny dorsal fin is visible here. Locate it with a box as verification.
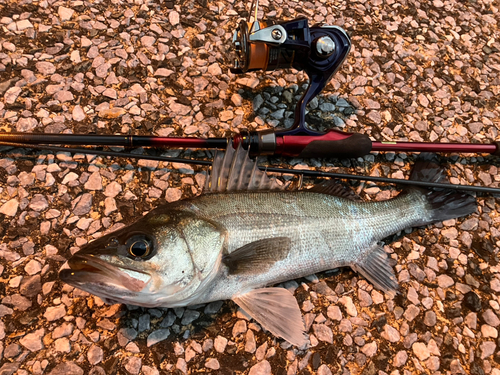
[205,142,284,193]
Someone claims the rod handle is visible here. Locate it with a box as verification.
[494,142,500,156]
[276,130,372,158]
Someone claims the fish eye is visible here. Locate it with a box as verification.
[129,240,150,257]
[126,235,154,258]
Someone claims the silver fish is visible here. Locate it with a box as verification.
[60,145,476,346]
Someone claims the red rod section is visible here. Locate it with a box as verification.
[372,141,498,154]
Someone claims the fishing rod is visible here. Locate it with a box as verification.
[0,5,498,195]
[0,130,498,159]
[1,140,499,195]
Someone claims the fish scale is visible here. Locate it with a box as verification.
[188,190,430,301]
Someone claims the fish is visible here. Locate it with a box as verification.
[60,144,477,346]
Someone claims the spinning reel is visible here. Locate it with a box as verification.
[229,0,352,139]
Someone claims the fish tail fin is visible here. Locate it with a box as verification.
[407,153,477,225]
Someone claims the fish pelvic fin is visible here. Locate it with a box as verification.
[205,142,284,193]
[232,287,309,347]
[351,243,399,297]
[407,153,477,225]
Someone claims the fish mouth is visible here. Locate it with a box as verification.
[59,254,151,293]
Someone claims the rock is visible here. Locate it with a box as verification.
[54,90,74,102]
[141,36,156,47]
[339,296,357,316]
[117,328,137,346]
[125,357,142,375]
[16,117,38,132]
[313,324,333,344]
[29,194,49,211]
[147,329,170,347]
[253,95,264,111]
[4,86,22,104]
[19,275,41,297]
[381,324,400,342]
[479,341,496,359]
[327,305,342,321]
[245,329,257,352]
[99,108,126,118]
[393,350,408,367]
[482,309,500,327]
[361,341,377,357]
[358,289,372,307]
[205,358,220,370]
[463,291,482,312]
[403,304,420,321]
[36,61,56,75]
[366,110,381,124]
[58,6,74,21]
[418,93,429,107]
[169,11,180,26]
[142,366,159,375]
[0,363,19,375]
[214,336,227,353]
[52,322,74,339]
[48,362,84,375]
[481,325,498,338]
[0,199,19,216]
[73,193,93,215]
[4,343,21,358]
[232,320,247,337]
[317,365,333,375]
[412,342,430,361]
[17,19,34,30]
[165,188,182,203]
[155,68,174,77]
[424,311,437,326]
[468,122,483,134]
[436,274,454,288]
[176,358,187,374]
[87,345,103,364]
[25,259,42,275]
[208,63,222,76]
[170,103,191,116]
[248,360,271,375]
[44,305,66,321]
[20,328,44,351]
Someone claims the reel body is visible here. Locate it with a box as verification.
[230,16,351,136]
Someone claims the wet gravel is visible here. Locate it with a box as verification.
[1,0,500,374]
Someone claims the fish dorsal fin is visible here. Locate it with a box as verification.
[223,237,292,275]
[205,143,283,193]
[232,287,309,347]
[309,180,362,202]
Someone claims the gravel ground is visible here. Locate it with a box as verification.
[1,0,500,374]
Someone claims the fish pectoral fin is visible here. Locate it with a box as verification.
[222,237,291,275]
[232,287,309,347]
[351,243,399,297]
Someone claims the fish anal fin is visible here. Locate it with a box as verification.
[232,287,309,347]
[223,237,291,275]
[309,180,362,202]
[351,243,399,298]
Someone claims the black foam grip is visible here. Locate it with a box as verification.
[298,133,372,158]
[494,142,500,156]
